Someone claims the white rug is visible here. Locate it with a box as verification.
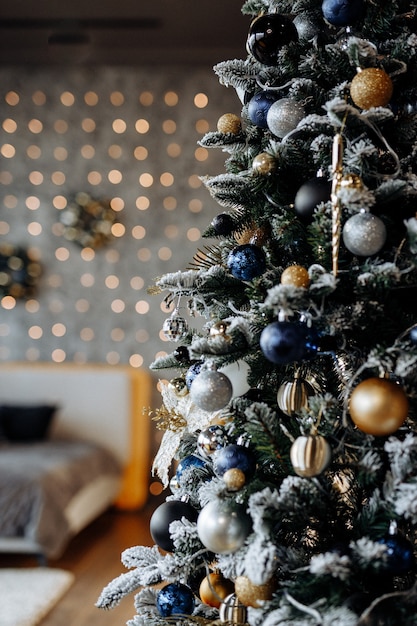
[0,568,74,626]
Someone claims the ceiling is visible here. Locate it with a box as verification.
[0,0,249,66]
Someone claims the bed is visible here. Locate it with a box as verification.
[0,362,153,560]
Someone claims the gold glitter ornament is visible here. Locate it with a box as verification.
[340,173,364,190]
[280,264,310,288]
[223,468,246,491]
[210,320,231,341]
[252,152,276,175]
[349,377,409,436]
[234,575,276,608]
[217,113,242,134]
[235,223,269,246]
[168,377,189,397]
[199,571,235,608]
[350,67,393,110]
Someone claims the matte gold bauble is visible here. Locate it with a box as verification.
[290,434,332,477]
[223,468,246,491]
[217,113,242,134]
[234,575,276,608]
[252,152,276,175]
[199,571,235,609]
[280,265,310,288]
[350,68,393,110]
[349,377,409,436]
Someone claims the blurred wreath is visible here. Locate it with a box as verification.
[59,192,118,249]
[0,243,42,299]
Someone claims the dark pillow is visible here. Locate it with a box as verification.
[0,404,57,442]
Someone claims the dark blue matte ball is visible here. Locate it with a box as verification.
[410,327,417,344]
[248,91,279,128]
[214,443,256,478]
[227,244,267,281]
[176,454,206,480]
[378,535,414,575]
[260,320,309,365]
[322,0,364,26]
[156,582,195,617]
[185,362,203,389]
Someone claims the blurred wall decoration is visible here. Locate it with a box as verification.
[0,65,238,368]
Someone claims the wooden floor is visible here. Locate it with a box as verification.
[0,504,156,626]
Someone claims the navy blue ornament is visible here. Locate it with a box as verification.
[185,361,203,389]
[150,500,199,552]
[176,454,206,480]
[378,534,414,575]
[227,244,266,281]
[260,320,318,365]
[156,582,195,617]
[322,0,364,27]
[214,443,256,479]
[410,327,417,344]
[247,14,298,66]
[248,91,279,129]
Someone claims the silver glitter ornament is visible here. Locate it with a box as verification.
[197,499,251,553]
[342,211,386,256]
[162,309,188,342]
[190,369,233,412]
[266,98,305,138]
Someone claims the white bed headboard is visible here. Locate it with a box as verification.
[0,362,153,510]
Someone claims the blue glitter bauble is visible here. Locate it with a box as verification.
[248,91,279,128]
[227,244,267,281]
[213,444,256,479]
[156,582,195,617]
[185,361,203,389]
[260,320,316,365]
[378,535,414,575]
[247,14,298,66]
[176,454,206,480]
[322,0,364,26]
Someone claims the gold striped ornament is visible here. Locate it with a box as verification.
[219,593,248,624]
[290,433,332,477]
[277,374,315,416]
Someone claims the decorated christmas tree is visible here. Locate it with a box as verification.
[97,1,417,624]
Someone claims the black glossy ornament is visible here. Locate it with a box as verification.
[294,177,331,223]
[173,345,190,363]
[212,213,235,236]
[247,14,298,66]
[150,500,198,552]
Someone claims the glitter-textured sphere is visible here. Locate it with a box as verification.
[349,377,409,436]
[350,68,393,109]
[281,265,310,288]
[267,98,305,138]
[227,244,267,281]
[217,113,241,134]
[235,575,276,608]
[190,369,233,412]
[342,212,387,256]
[197,499,251,554]
[156,583,195,617]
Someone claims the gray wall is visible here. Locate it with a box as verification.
[0,66,238,370]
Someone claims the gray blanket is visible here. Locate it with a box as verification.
[0,440,121,558]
